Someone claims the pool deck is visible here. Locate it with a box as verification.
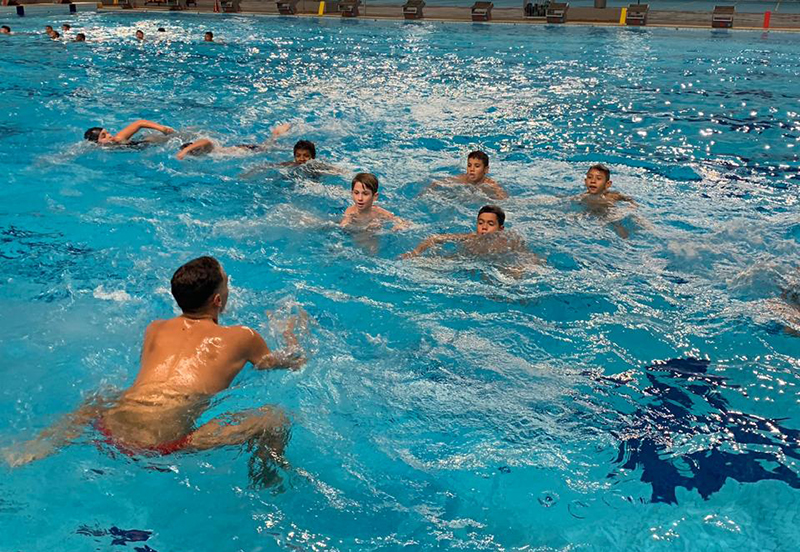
[94,1,800,30]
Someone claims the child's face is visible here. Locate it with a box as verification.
[136,31,144,40]
[476,212,503,235]
[204,33,213,42]
[294,149,312,164]
[96,129,114,144]
[352,182,377,212]
[466,158,488,183]
[584,169,611,194]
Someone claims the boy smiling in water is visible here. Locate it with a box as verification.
[341,173,408,230]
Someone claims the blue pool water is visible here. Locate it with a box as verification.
[1,12,800,551]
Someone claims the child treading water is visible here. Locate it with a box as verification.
[341,173,408,231]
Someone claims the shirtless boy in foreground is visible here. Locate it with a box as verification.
[3,256,306,472]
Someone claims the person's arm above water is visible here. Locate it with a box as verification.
[177,139,214,160]
[401,232,470,259]
[481,177,509,200]
[255,122,292,149]
[114,119,175,142]
[246,316,306,371]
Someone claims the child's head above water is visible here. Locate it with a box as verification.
[584,164,612,195]
[171,255,228,314]
[477,205,505,234]
[351,173,379,212]
[84,127,111,143]
[293,140,316,164]
[466,150,490,184]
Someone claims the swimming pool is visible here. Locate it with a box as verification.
[1,11,799,551]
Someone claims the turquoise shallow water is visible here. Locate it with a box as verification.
[1,12,800,551]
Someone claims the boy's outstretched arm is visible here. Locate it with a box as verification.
[485,179,509,200]
[115,119,175,142]
[177,139,214,160]
[401,233,466,259]
[248,315,307,371]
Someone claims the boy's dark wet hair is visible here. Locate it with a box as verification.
[468,150,489,167]
[51,31,60,39]
[352,173,378,194]
[588,164,610,182]
[84,127,103,142]
[478,204,505,227]
[75,33,86,42]
[205,31,213,39]
[171,256,224,313]
[293,140,316,159]
[1,25,10,33]
[158,27,166,32]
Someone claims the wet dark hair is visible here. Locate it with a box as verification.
[84,127,103,142]
[171,256,224,313]
[205,31,213,38]
[52,31,60,39]
[158,27,166,32]
[45,26,53,32]
[468,150,489,167]
[351,173,378,194]
[1,26,10,33]
[62,24,71,31]
[75,33,86,41]
[135,29,144,36]
[587,164,611,182]
[478,205,505,227]
[293,140,316,159]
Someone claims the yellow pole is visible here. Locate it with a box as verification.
[318,1,325,14]
[619,7,627,25]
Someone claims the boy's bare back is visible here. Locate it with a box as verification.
[131,316,262,399]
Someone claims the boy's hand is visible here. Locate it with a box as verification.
[160,125,175,135]
[271,123,291,138]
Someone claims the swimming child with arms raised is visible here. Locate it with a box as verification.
[84,119,175,146]
[176,123,291,159]
[3,256,307,478]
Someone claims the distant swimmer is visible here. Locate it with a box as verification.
[0,25,10,35]
[62,24,71,32]
[135,29,144,41]
[74,33,86,42]
[575,164,637,238]
[176,123,291,159]
[401,205,540,276]
[3,256,308,483]
[84,119,175,147]
[423,150,508,200]
[341,173,409,231]
[44,25,55,38]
